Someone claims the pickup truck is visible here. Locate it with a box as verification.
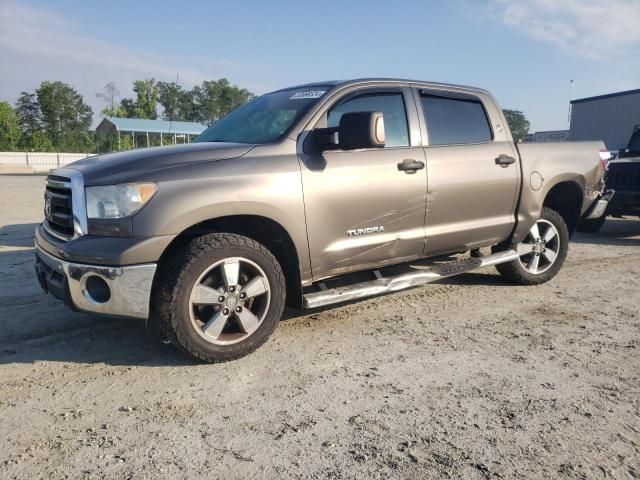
[578,124,640,233]
[35,78,610,362]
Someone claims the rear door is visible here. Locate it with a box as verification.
[414,88,520,255]
[298,85,428,280]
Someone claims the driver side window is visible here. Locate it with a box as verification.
[327,92,410,148]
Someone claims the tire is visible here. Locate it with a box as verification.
[576,215,606,233]
[154,233,286,363]
[496,207,569,286]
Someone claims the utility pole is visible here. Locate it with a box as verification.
[167,72,179,140]
[567,79,574,127]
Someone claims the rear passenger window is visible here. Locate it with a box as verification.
[328,93,409,147]
[421,93,492,145]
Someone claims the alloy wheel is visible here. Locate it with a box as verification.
[516,219,560,274]
[188,257,271,345]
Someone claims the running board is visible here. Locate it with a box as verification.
[303,249,519,309]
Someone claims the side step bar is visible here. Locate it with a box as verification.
[303,249,519,309]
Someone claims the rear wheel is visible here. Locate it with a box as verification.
[496,207,569,285]
[155,233,286,363]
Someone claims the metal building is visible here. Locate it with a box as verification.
[95,117,207,152]
[524,130,570,143]
[569,89,640,151]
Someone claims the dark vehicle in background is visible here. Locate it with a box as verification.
[578,125,640,233]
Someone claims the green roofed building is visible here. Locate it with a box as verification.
[95,117,207,152]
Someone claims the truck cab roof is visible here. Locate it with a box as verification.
[270,78,490,96]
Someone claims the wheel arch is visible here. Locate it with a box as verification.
[154,215,304,310]
[542,180,583,236]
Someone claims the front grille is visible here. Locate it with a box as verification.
[44,176,74,239]
[607,163,640,192]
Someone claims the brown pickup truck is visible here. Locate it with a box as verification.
[35,78,609,362]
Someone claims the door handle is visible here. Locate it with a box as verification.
[397,159,425,174]
[495,154,516,167]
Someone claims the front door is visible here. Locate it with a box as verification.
[298,87,428,281]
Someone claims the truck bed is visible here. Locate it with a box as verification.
[513,140,605,241]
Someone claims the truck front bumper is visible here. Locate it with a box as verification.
[34,243,157,319]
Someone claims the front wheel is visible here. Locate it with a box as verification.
[154,233,286,363]
[496,207,569,285]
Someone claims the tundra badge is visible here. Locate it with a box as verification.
[346,226,385,237]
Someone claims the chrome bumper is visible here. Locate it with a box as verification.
[585,190,615,220]
[34,244,157,319]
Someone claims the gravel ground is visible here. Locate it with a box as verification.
[1,174,639,479]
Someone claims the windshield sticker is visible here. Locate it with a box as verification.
[290,90,326,100]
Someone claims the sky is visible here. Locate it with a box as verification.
[1,0,639,132]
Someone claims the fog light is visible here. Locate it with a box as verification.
[84,275,111,303]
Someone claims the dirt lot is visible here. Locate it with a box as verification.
[1,174,639,479]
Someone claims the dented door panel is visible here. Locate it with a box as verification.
[298,84,428,281]
[299,146,428,281]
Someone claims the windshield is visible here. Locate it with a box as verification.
[194,87,330,144]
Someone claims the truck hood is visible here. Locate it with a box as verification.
[66,142,256,186]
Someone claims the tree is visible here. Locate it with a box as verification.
[30,130,54,152]
[194,79,254,125]
[133,78,158,119]
[96,82,120,116]
[0,101,21,150]
[15,92,42,149]
[36,81,93,152]
[116,77,253,124]
[214,78,254,120]
[116,98,136,118]
[117,78,159,119]
[502,109,530,143]
[157,81,183,121]
[177,88,198,121]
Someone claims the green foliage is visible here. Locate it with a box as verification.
[156,78,254,124]
[502,109,530,143]
[157,81,183,121]
[15,92,42,150]
[0,101,21,150]
[148,134,162,147]
[77,131,98,153]
[96,133,114,153]
[3,77,256,153]
[116,79,159,119]
[11,84,93,152]
[36,81,93,152]
[30,131,55,152]
[99,133,134,152]
[193,78,255,125]
[133,79,159,119]
[116,98,136,118]
[176,89,198,122]
[118,134,134,151]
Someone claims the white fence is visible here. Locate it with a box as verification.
[0,152,95,173]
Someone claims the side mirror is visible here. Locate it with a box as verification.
[338,111,385,150]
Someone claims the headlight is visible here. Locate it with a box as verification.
[86,183,157,219]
